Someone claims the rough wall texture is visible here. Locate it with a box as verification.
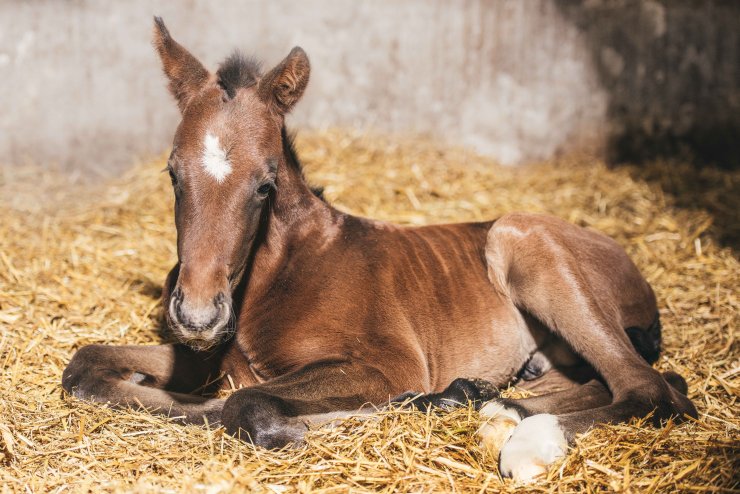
[0,0,737,178]
[556,0,740,167]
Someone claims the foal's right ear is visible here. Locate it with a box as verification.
[258,47,310,116]
[152,17,210,113]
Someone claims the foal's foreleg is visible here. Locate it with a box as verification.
[62,344,224,424]
[220,359,421,449]
[482,214,697,481]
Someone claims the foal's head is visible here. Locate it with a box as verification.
[153,18,310,350]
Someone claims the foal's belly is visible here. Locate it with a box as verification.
[425,293,540,391]
[219,295,539,394]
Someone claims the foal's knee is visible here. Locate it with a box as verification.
[222,390,307,449]
[62,344,113,399]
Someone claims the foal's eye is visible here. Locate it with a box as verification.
[256,183,273,196]
[168,168,178,186]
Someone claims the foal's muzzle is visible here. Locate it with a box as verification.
[168,288,232,350]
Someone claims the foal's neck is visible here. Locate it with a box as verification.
[270,130,331,227]
[247,130,339,284]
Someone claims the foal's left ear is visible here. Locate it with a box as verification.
[152,17,210,113]
[258,47,310,115]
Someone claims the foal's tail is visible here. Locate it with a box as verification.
[625,312,662,365]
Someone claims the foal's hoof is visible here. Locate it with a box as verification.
[459,377,501,404]
[478,402,567,483]
[62,344,107,400]
[478,400,522,458]
[498,414,567,482]
[391,378,499,411]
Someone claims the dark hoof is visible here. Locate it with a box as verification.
[390,378,499,412]
[443,377,500,407]
[459,377,500,403]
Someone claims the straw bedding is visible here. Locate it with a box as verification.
[0,130,737,493]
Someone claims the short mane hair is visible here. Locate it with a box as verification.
[216,51,262,99]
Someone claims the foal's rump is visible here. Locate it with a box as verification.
[485,212,659,340]
[483,212,668,387]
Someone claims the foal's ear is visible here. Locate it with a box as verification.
[152,17,210,113]
[258,47,310,115]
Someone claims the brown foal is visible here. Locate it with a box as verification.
[62,18,697,482]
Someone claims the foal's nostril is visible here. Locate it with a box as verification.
[170,290,226,332]
[172,287,183,302]
[174,296,186,323]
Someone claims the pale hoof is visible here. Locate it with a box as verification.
[499,414,567,483]
[477,401,522,459]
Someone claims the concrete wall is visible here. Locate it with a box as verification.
[556,0,740,166]
[0,0,737,178]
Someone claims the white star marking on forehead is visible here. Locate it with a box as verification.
[201,133,232,183]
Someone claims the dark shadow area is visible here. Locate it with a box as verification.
[626,162,740,252]
[132,277,163,300]
[163,344,227,396]
[131,276,177,342]
[555,0,740,169]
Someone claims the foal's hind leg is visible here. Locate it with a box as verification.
[62,344,224,424]
[477,370,686,464]
[482,213,696,481]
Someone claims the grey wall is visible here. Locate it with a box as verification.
[556,0,740,166]
[0,0,737,178]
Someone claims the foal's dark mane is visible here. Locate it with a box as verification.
[282,127,325,200]
[217,51,262,99]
